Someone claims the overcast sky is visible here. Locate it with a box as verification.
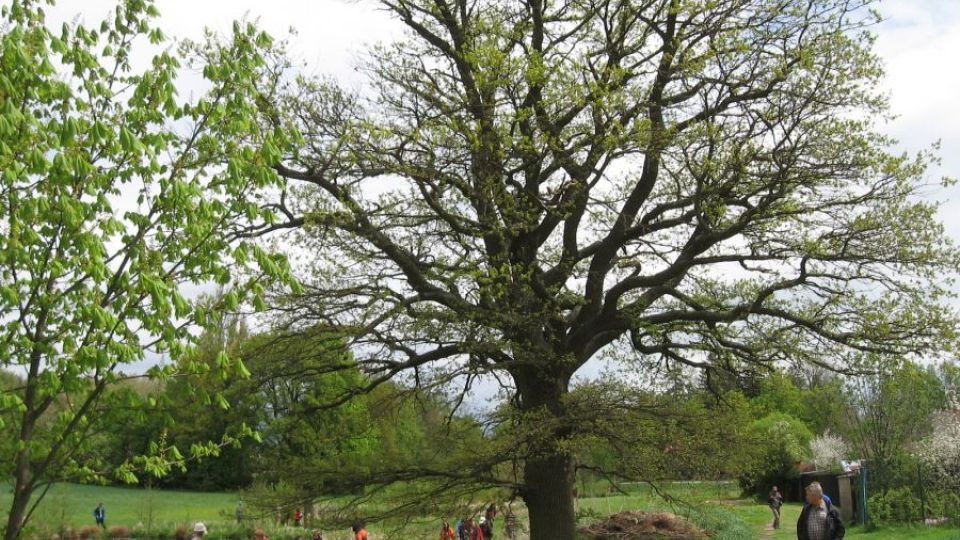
[40,0,960,394]
[874,1,960,240]
[48,0,960,229]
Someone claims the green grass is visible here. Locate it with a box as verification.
[725,501,960,540]
[842,525,960,540]
[0,483,244,537]
[4,482,960,539]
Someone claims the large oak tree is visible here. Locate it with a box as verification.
[253,0,958,537]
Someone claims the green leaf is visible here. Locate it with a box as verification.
[223,290,239,310]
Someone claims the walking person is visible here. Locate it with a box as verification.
[93,502,106,529]
[463,518,484,540]
[482,503,496,539]
[190,522,207,540]
[479,516,493,540]
[352,520,369,540]
[485,503,497,525]
[797,482,845,540]
[236,501,245,524]
[768,485,783,529]
[441,520,457,540]
[504,505,519,540]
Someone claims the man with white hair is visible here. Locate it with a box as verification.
[190,522,207,540]
[797,482,845,540]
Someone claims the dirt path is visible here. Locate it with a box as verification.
[760,523,775,539]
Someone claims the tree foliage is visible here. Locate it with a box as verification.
[751,369,846,435]
[845,360,947,492]
[916,410,960,494]
[738,412,812,497]
[0,1,295,537]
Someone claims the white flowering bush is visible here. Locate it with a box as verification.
[810,430,848,471]
[916,411,960,492]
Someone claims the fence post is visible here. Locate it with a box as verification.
[917,462,926,523]
[858,462,869,526]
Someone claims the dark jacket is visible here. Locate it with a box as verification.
[797,499,845,540]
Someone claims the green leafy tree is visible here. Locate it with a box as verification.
[936,361,960,409]
[0,1,295,537]
[571,385,755,488]
[752,370,846,435]
[293,383,492,525]
[79,380,169,486]
[251,0,957,536]
[845,360,947,491]
[161,322,399,494]
[752,371,808,419]
[233,329,490,526]
[738,412,813,498]
[238,327,382,494]
[159,314,259,491]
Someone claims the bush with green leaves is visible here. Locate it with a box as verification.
[868,487,960,524]
[738,413,813,498]
[869,487,924,524]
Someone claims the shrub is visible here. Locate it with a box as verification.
[107,526,130,539]
[575,506,606,524]
[869,487,923,524]
[926,491,960,521]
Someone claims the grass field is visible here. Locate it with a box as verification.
[736,502,960,540]
[0,483,242,536]
[576,482,960,540]
[3,482,960,539]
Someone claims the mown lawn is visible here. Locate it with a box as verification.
[4,481,960,539]
[575,483,960,540]
[727,501,960,540]
[0,483,241,536]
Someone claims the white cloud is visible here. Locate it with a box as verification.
[875,0,960,242]
[49,0,403,83]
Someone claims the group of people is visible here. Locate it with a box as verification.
[92,501,327,540]
[768,482,846,540]
[440,503,520,540]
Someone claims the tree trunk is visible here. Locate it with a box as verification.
[523,451,578,540]
[4,449,33,540]
[514,361,577,540]
[5,350,40,540]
